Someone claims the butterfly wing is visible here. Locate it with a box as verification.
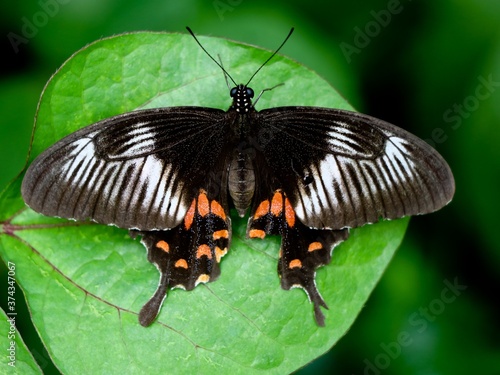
[21,107,229,231]
[255,107,455,230]
[247,107,454,325]
[22,106,235,326]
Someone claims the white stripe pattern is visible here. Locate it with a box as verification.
[52,135,186,230]
[294,136,428,229]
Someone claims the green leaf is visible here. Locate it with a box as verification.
[0,307,43,374]
[0,32,408,374]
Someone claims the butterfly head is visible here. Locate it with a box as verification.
[230,84,254,114]
[186,26,294,115]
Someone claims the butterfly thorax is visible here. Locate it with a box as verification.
[230,84,254,114]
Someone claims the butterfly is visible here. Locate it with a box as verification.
[21,28,455,327]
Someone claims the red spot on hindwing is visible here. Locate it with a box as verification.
[213,229,229,240]
[210,200,226,220]
[175,259,188,269]
[249,229,266,239]
[284,198,295,227]
[156,240,170,253]
[254,200,270,219]
[196,244,212,259]
[197,191,210,217]
[215,246,228,262]
[184,199,196,230]
[271,191,283,216]
[308,242,323,252]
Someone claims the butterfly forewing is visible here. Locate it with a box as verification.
[21,107,230,231]
[255,107,455,230]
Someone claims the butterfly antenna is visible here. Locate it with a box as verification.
[186,27,238,87]
[245,27,294,87]
[217,54,232,90]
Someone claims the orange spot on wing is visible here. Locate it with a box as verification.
[253,200,270,219]
[184,199,196,230]
[289,259,302,269]
[197,191,210,217]
[156,240,170,253]
[196,274,210,285]
[210,200,226,220]
[213,229,229,240]
[284,198,295,227]
[196,244,212,259]
[270,191,283,216]
[174,259,188,269]
[308,242,323,252]
[249,229,266,239]
[215,246,228,262]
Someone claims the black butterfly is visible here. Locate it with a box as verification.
[21,28,455,327]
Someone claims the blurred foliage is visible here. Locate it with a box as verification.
[0,0,499,374]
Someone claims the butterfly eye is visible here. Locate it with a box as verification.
[246,87,254,98]
[230,87,238,97]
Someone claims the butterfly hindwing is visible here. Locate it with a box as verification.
[255,107,455,230]
[137,189,231,326]
[248,189,348,325]
[244,107,454,324]
[21,106,239,326]
[21,107,229,231]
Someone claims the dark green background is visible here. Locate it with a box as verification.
[1,0,499,374]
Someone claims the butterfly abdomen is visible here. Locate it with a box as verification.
[228,150,255,217]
